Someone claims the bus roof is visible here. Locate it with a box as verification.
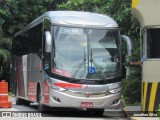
[14,11,118,37]
[50,11,117,27]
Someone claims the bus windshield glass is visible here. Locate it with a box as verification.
[52,26,121,80]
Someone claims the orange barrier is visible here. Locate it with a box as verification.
[0,80,12,108]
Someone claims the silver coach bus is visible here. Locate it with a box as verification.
[10,11,132,114]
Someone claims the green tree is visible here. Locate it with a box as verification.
[0,38,11,80]
[0,0,46,81]
[0,0,66,81]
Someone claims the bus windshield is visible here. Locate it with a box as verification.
[52,26,121,80]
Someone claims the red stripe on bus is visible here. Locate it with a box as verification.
[28,82,37,101]
[28,94,36,101]
[44,82,49,103]
[85,85,89,90]
[54,82,83,89]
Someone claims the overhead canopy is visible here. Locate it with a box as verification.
[132,0,160,29]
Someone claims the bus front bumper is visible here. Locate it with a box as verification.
[45,88,123,109]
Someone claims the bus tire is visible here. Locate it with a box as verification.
[23,100,30,106]
[37,86,45,112]
[15,83,23,105]
[87,108,104,116]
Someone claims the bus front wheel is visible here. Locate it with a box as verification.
[37,86,45,112]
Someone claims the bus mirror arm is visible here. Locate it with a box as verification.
[121,35,133,56]
[45,31,52,53]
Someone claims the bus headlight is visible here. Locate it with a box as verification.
[47,79,67,92]
[49,84,67,92]
[109,88,121,94]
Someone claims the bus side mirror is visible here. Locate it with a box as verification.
[45,31,52,53]
[121,35,133,56]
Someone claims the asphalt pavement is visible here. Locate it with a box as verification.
[0,97,159,120]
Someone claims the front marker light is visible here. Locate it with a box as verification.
[109,88,121,94]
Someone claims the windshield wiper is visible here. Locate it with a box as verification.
[90,49,106,79]
[71,49,86,79]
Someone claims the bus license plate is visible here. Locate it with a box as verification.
[81,102,93,108]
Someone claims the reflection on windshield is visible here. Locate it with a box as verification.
[52,26,121,80]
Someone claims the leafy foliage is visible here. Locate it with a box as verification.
[157,104,160,117]
[0,0,65,80]
[0,0,46,81]
[0,37,11,80]
[122,66,141,104]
